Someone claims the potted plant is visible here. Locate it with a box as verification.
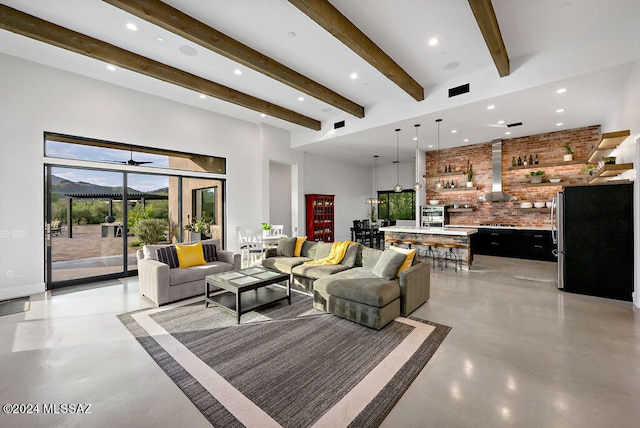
[466,163,473,187]
[526,170,545,184]
[261,222,272,237]
[602,156,616,165]
[581,164,596,175]
[184,216,212,240]
[564,143,573,161]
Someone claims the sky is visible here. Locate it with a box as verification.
[52,167,168,192]
[48,141,170,192]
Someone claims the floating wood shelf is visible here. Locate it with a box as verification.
[432,187,478,193]
[587,130,631,163]
[448,208,474,213]
[588,163,634,184]
[507,159,585,170]
[424,171,466,178]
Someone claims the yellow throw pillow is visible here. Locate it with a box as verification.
[175,242,206,268]
[390,246,416,275]
[294,237,307,256]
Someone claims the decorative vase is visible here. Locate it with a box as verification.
[530,175,543,184]
[563,154,573,161]
[466,181,473,187]
[190,232,202,241]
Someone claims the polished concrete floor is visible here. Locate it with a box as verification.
[0,256,638,427]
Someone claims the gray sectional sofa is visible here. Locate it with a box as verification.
[137,238,241,306]
[262,239,430,329]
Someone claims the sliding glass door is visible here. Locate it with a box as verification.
[45,166,224,289]
[45,166,129,286]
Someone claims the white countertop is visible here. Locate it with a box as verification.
[447,224,552,231]
[379,226,478,236]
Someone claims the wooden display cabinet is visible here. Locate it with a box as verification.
[305,194,334,242]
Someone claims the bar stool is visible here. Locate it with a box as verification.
[385,238,400,247]
[422,241,441,269]
[441,243,462,272]
[401,239,418,249]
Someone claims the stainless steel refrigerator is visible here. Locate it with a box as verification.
[552,183,634,301]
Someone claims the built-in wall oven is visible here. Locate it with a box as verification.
[420,205,449,228]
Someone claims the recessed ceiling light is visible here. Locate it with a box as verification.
[497,120,505,124]
[179,45,197,56]
[505,131,511,135]
[260,113,266,118]
[350,72,358,80]
[556,108,565,113]
[157,37,164,42]
[451,129,457,134]
[556,88,567,94]
[428,145,433,148]
[126,22,138,31]
[463,139,469,142]
[199,94,206,99]
[234,69,242,76]
[428,37,439,46]
[443,61,459,70]
[487,105,495,110]
[287,31,296,39]
[298,96,304,102]
[556,122,563,126]
[106,65,116,71]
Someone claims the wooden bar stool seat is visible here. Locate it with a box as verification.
[385,238,400,246]
[401,239,418,249]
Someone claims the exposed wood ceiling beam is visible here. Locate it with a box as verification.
[0,4,321,130]
[287,0,424,102]
[103,0,365,119]
[467,0,510,77]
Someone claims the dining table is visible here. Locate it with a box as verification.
[350,227,383,248]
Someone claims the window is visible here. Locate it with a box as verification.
[377,190,415,220]
[45,133,226,174]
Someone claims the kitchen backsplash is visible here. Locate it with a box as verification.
[424,125,601,228]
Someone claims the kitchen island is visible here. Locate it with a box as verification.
[380,226,478,269]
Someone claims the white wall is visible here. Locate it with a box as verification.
[268,161,292,235]
[0,54,299,299]
[303,153,370,241]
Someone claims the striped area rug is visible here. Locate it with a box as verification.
[118,290,450,427]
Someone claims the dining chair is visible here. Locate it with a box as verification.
[245,229,264,265]
[236,226,250,265]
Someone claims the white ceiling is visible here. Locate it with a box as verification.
[1,0,639,166]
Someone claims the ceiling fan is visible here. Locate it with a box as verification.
[121,147,152,166]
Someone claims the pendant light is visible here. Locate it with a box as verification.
[413,124,422,190]
[434,119,444,189]
[393,128,402,192]
[366,155,383,204]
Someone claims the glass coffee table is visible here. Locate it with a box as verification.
[205,267,290,324]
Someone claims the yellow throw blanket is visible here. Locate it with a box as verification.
[304,241,355,265]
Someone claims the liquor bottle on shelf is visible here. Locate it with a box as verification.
[517,156,522,166]
[534,154,539,164]
[512,157,517,167]
[529,154,533,165]
[523,155,528,166]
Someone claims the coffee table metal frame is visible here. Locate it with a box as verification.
[204,267,290,324]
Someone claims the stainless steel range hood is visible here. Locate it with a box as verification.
[478,140,517,202]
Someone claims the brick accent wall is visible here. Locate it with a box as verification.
[423,125,601,228]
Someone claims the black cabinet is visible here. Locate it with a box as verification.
[472,228,555,261]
